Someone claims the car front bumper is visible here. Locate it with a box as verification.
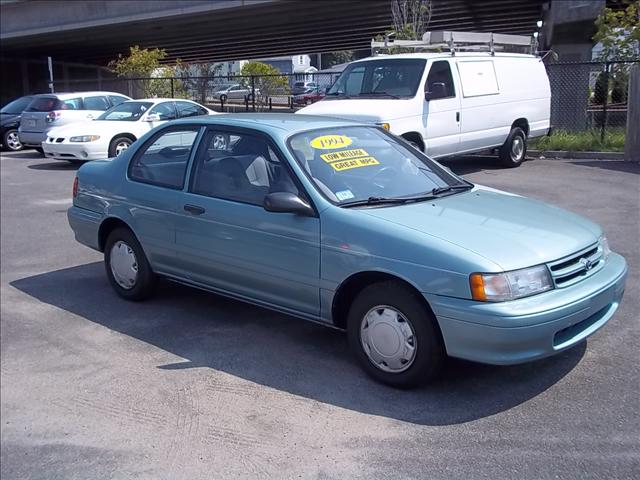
[42,139,107,161]
[425,253,627,365]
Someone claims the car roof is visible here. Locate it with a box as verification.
[31,91,129,99]
[170,113,369,138]
[353,52,538,62]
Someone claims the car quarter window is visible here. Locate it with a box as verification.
[425,60,456,99]
[149,102,177,120]
[190,129,300,206]
[176,101,208,118]
[60,98,83,110]
[129,127,200,189]
[109,95,129,107]
[83,95,111,111]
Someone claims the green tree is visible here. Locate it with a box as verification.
[109,46,168,97]
[240,61,289,110]
[322,51,354,68]
[593,2,639,62]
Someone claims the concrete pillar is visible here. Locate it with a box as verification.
[624,64,639,162]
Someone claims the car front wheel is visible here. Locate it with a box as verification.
[3,129,23,151]
[109,137,133,157]
[104,227,156,301]
[347,281,444,388]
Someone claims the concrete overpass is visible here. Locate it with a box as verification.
[1,0,548,65]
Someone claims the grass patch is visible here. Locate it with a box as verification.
[531,129,625,152]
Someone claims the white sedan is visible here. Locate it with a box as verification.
[42,98,215,162]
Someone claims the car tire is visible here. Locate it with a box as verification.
[347,281,444,388]
[34,147,44,155]
[108,136,133,158]
[104,227,156,301]
[3,129,23,151]
[499,127,527,168]
[220,94,227,103]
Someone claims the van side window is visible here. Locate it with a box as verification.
[425,61,456,100]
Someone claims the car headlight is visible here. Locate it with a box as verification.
[69,135,100,142]
[600,236,611,260]
[470,265,553,302]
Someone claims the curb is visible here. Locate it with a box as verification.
[528,150,624,160]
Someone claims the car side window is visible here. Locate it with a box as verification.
[176,101,208,118]
[129,127,200,189]
[109,95,129,107]
[60,98,82,110]
[190,129,300,206]
[425,60,456,100]
[83,96,111,111]
[148,102,177,120]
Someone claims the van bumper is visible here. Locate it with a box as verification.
[424,253,627,365]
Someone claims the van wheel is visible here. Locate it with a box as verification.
[499,127,527,167]
[104,227,156,301]
[347,281,444,388]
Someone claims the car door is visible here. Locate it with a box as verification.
[126,125,203,276]
[174,126,321,317]
[422,60,461,157]
[176,101,208,118]
[145,101,177,128]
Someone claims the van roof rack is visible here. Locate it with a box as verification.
[371,30,538,56]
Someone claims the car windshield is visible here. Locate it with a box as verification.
[288,126,470,205]
[326,59,426,99]
[1,96,33,115]
[97,101,154,121]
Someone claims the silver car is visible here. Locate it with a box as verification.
[19,92,130,152]
[212,84,256,102]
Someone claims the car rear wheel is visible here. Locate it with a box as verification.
[220,94,227,103]
[3,129,23,151]
[499,127,527,167]
[109,137,133,157]
[347,281,444,388]
[104,227,156,301]
[34,147,44,155]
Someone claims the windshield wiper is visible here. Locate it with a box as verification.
[431,184,474,196]
[341,194,437,208]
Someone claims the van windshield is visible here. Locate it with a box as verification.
[326,59,426,99]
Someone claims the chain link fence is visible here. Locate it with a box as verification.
[53,72,341,112]
[546,60,638,140]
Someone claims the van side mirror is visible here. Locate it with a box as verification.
[425,82,447,101]
[264,192,315,216]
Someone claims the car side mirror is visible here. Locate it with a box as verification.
[425,82,447,101]
[145,113,161,122]
[264,192,314,216]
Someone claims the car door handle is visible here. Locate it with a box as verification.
[184,204,205,215]
[456,112,460,122]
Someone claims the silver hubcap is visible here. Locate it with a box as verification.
[511,136,524,160]
[115,141,130,156]
[109,241,138,289]
[360,306,417,373]
[6,131,22,150]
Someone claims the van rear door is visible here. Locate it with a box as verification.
[423,60,461,157]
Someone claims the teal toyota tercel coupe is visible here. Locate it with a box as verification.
[68,114,627,388]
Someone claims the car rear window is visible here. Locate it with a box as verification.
[26,97,82,112]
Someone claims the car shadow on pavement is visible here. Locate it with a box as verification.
[27,161,80,171]
[11,262,585,426]
[569,160,640,174]
[440,155,515,175]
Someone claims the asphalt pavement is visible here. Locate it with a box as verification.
[1,150,638,480]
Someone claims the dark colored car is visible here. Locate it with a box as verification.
[1,95,34,151]
[292,90,325,106]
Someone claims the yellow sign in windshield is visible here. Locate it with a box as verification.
[310,135,353,150]
[320,149,369,163]
[330,156,380,171]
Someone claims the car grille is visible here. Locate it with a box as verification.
[46,137,65,143]
[547,242,603,288]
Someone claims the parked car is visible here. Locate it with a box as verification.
[1,95,34,151]
[19,92,131,153]
[291,81,317,95]
[292,89,324,106]
[211,84,257,102]
[68,114,627,388]
[297,52,551,167]
[42,98,214,162]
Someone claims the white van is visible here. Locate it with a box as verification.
[297,51,551,167]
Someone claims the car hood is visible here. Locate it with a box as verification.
[47,120,134,137]
[359,186,602,271]
[297,98,408,122]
